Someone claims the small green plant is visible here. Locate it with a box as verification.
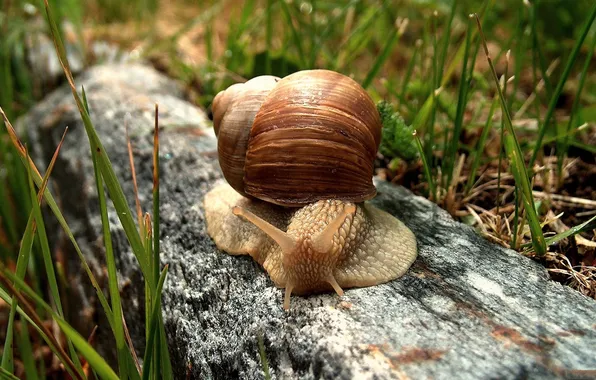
[378,101,418,162]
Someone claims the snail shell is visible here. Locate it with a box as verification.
[212,70,382,207]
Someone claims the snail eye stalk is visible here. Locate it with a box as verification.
[310,204,355,254]
[232,206,296,254]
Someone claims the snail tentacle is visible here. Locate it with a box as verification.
[326,276,344,297]
[233,206,296,254]
[311,203,356,254]
[284,284,294,310]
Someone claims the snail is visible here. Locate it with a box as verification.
[204,70,418,310]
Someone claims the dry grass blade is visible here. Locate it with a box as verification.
[0,108,43,180]
[122,314,142,374]
[39,127,69,199]
[514,58,559,119]
[548,254,595,298]
[532,191,596,210]
[126,122,145,238]
[81,326,99,377]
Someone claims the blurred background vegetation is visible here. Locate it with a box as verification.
[0,0,595,377]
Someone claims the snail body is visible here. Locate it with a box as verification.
[204,70,417,309]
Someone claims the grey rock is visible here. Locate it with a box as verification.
[26,23,85,89]
[21,63,596,380]
[25,20,130,91]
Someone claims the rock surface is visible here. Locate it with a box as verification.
[21,63,596,380]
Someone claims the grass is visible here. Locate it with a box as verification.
[0,0,173,378]
[0,0,596,376]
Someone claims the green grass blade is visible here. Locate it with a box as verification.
[475,14,546,256]
[0,366,21,380]
[4,136,80,378]
[415,0,492,127]
[538,123,589,146]
[411,88,441,133]
[152,105,172,379]
[426,14,438,166]
[362,18,404,89]
[144,218,152,346]
[445,15,474,185]
[257,331,271,380]
[511,187,520,249]
[1,214,34,372]
[558,33,596,172]
[528,1,553,99]
[0,147,19,246]
[529,2,596,167]
[16,320,39,380]
[437,0,457,84]
[333,5,380,71]
[56,320,120,380]
[43,0,151,281]
[570,140,596,154]
[496,52,511,214]
[92,134,131,377]
[265,0,273,73]
[465,94,499,194]
[158,319,173,380]
[83,86,132,378]
[400,39,421,101]
[142,215,161,379]
[141,265,169,380]
[279,0,306,67]
[152,105,161,304]
[1,284,18,372]
[23,130,69,316]
[414,131,436,201]
[545,215,596,247]
[25,146,84,374]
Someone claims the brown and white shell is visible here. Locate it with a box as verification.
[212,70,382,207]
